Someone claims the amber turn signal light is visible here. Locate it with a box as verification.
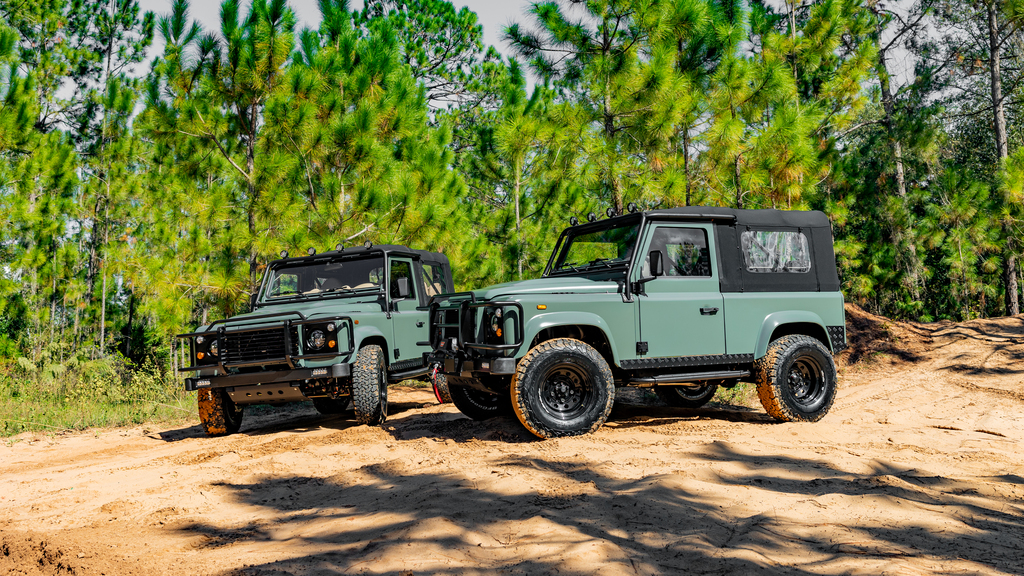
[328,340,336,348]
[197,352,205,360]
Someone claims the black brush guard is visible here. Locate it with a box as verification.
[428,293,524,375]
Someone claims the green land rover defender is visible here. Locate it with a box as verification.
[428,206,847,438]
[177,244,453,435]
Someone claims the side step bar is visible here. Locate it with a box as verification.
[388,365,431,383]
[630,369,750,387]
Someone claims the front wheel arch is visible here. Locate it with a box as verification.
[527,322,617,370]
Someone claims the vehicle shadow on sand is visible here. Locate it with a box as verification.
[177,441,1023,575]
[151,399,432,442]
[376,398,774,444]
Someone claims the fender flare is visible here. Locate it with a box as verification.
[522,311,622,365]
[753,310,830,358]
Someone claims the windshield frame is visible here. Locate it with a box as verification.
[543,214,643,277]
[256,253,388,307]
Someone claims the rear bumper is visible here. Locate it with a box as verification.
[184,362,352,392]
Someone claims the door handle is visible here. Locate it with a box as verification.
[416,321,425,327]
[700,307,719,316]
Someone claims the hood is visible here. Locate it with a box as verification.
[204,297,383,330]
[474,276,621,300]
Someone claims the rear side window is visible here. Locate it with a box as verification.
[741,231,811,273]
[421,263,449,297]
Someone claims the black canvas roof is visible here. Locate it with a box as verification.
[269,244,450,268]
[647,206,831,229]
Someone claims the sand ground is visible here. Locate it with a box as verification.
[2,305,1023,575]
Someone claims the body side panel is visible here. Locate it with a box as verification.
[721,292,844,357]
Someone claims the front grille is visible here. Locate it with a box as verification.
[225,327,299,364]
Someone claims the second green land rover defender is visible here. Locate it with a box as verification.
[428,206,847,438]
[177,244,453,435]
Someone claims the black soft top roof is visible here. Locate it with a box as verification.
[647,206,831,229]
[269,244,450,268]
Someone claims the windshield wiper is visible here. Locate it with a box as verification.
[557,262,583,273]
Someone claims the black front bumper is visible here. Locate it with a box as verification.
[184,362,352,392]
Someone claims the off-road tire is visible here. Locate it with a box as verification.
[656,381,719,408]
[312,396,351,415]
[432,371,453,404]
[754,335,837,422]
[511,338,615,438]
[197,388,243,435]
[449,383,509,420]
[352,345,388,425]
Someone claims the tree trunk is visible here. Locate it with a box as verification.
[734,154,743,209]
[876,38,907,198]
[683,129,691,206]
[514,163,523,280]
[988,1,1009,160]
[987,1,1017,315]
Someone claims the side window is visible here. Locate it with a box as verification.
[646,227,712,277]
[420,263,448,298]
[741,231,811,273]
[390,260,416,299]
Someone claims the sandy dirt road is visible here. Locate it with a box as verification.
[2,306,1023,575]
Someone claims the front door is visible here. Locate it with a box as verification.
[635,223,726,358]
[387,257,426,364]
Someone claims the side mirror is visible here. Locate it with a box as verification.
[649,251,664,277]
[395,277,411,299]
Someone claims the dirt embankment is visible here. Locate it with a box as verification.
[2,304,1023,575]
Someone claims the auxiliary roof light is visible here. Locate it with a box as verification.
[364,240,372,248]
[606,207,617,218]
[569,216,579,226]
[587,212,597,223]
[335,243,344,251]
[307,247,316,256]
[627,202,639,214]
[280,250,289,259]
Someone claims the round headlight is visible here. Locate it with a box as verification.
[308,330,326,350]
[209,339,219,356]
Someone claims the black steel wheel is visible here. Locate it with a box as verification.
[352,345,388,425]
[655,381,719,408]
[754,335,837,422]
[511,338,615,438]
[197,388,243,435]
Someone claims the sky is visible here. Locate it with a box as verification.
[136,0,532,58]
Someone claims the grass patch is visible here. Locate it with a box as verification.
[0,356,195,437]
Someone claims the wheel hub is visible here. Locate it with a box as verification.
[544,369,584,412]
[788,369,810,399]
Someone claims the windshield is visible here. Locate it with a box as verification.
[548,220,640,274]
[262,256,385,301]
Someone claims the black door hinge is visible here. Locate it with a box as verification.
[636,342,649,355]
[394,348,400,359]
